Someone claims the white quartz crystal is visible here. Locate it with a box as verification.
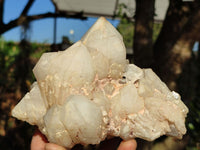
[12,17,188,149]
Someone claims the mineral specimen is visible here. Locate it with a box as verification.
[12,17,188,148]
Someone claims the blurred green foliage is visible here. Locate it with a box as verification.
[117,18,134,48]
[117,18,162,48]
[0,36,50,92]
[0,37,20,91]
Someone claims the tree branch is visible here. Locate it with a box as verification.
[20,0,35,17]
[0,0,4,26]
[0,12,86,34]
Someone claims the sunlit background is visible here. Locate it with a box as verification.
[2,0,120,43]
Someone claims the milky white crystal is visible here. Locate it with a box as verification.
[12,17,188,148]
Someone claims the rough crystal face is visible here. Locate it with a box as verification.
[12,17,188,149]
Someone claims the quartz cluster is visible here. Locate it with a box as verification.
[12,17,188,148]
